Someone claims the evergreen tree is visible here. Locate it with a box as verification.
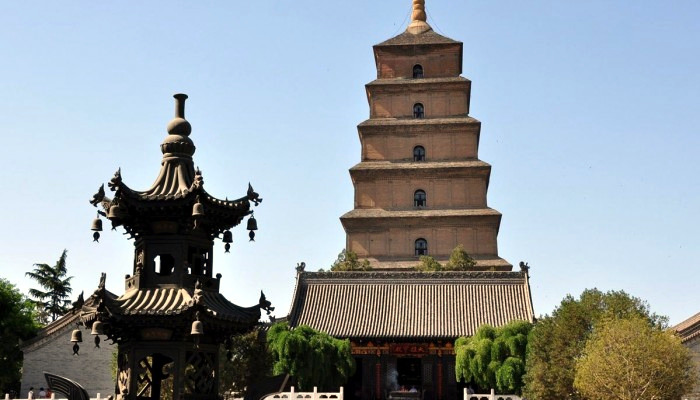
[25,249,73,322]
[330,249,371,271]
[0,279,40,394]
[444,244,476,270]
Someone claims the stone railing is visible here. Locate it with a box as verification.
[4,394,108,400]
[262,386,343,400]
[464,388,522,400]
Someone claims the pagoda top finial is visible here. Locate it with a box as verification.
[407,0,431,34]
[167,93,192,137]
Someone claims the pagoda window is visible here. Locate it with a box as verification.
[414,190,426,208]
[413,103,424,119]
[415,238,428,256]
[153,254,175,276]
[413,146,425,161]
[188,247,210,276]
[413,64,424,78]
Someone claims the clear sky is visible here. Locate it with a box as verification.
[1,1,698,325]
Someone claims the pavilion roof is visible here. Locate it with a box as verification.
[288,270,534,340]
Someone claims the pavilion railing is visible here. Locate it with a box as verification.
[4,394,107,400]
[464,388,522,400]
[261,386,343,400]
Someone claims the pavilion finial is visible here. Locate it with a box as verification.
[407,0,431,34]
[167,93,192,137]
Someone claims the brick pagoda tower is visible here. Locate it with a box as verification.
[340,0,511,271]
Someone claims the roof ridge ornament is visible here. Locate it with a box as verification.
[407,0,431,35]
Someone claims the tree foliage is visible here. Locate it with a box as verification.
[267,322,355,391]
[523,289,667,400]
[219,330,273,397]
[574,315,695,400]
[445,244,476,270]
[0,279,41,394]
[25,249,73,322]
[416,245,476,271]
[330,250,371,271]
[455,321,532,394]
[416,255,443,271]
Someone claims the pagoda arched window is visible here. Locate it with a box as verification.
[413,146,426,161]
[413,103,424,119]
[413,64,424,78]
[415,238,428,256]
[414,190,426,208]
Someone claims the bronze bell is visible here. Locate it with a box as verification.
[191,320,204,336]
[91,320,104,335]
[91,217,103,232]
[71,329,83,343]
[222,230,233,243]
[247,216,258,231]
[192,202,204,217]
[107,204,124,219]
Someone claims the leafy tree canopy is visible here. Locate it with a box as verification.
[25,249,73,322]
[523,289,667,400]
[267,322,355,391]
[416,255,443,271]
[330,250,371,271]
[0,279,41,394]
[220,330,273,397]
[455,320,532,394]
[445,244,476,270]
[416,245,476,271]
[574,315,695,400]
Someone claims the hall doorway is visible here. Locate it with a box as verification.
[397,357,422,390]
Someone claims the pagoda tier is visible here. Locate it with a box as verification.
[341,4,511,271]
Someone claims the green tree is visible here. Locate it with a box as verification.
[219,330,273,397]
[330,249,371,271]
[0,279,41,394]
[574,315,695,400]
[444,244,476,270]
[455,321,532,394]
[416,255,442,271]
[25,249,73,322]
[267,322,355,391]
[523,289,667,400]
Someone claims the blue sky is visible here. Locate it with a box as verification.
[1,1,698,325]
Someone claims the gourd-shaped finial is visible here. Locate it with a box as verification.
[407,0,431,34]
[411,0,426,22]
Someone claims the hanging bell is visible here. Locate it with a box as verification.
[91,217,103,232]
[192,197,204,217]
[91,320,104,335]
[107,204,125,220]
[222,230,233,243]
[246,215,258,231]
[71,329,83,343]
[191,320,204,336]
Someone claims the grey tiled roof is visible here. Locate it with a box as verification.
[375,29,460,47]
[288,271,534,339]
[675,311,700,343]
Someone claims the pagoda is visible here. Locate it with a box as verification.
[340,0,510,271]
[288,3,533,399]
[77,94,267,400]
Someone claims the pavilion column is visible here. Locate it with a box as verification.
[375,361,382,399]
[437,359,443,400]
